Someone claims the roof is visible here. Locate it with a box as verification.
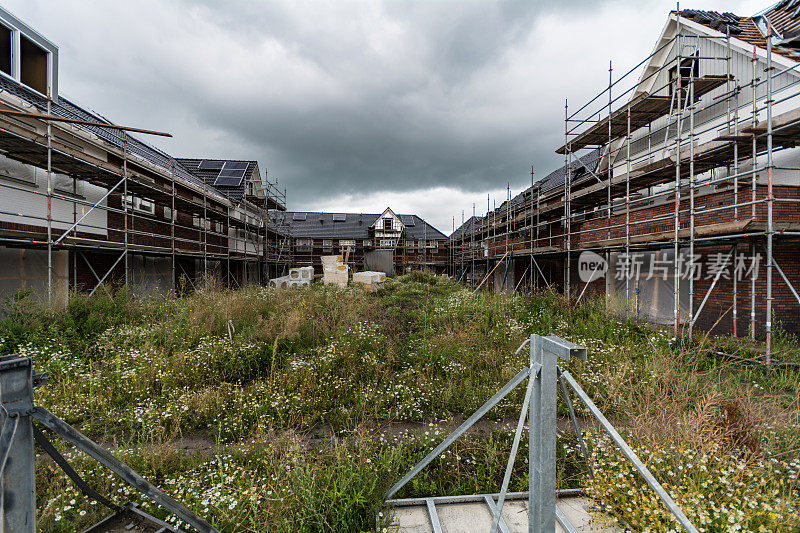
[175,158,258,204]
[271,211,448,240]
[450,215,482,242]
[535,148,603,195]
[678,3,800,61]
[0,75,213,193]
[457,148,602,233]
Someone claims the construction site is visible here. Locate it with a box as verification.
[451,5,800,363]
[0,2,798,533]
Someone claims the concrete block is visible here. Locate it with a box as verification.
[268,276,291,289]
[289,266,315,280]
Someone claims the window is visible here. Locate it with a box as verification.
[124,195,155,215]
[20,35,48,95]
[668,52,698,96]
[323,239,333,247]
[138,198,155,215]
[383,218,393,230]
[0,25,11,77]
[418,240,425,248]
[340,239,355,247]
[296,238,312,248]
[406,239,415,247]
[163,206,172,221]
[379,239,395,247]
[192,215,200,227]
[362,239,372,247]
[427,240,438,248]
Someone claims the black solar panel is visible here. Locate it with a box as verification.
[401,215,416,226]
[292,212,307,221]
[223,161,249,171]
[214,167,247,187]
[332,213,347,222]
[198,160,224,170]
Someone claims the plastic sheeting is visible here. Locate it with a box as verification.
[128,255,172,297]
[364,250,395,276]
[608,249,689,324]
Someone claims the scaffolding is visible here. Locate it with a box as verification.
[0,91,290,300]
[457,11,800,364]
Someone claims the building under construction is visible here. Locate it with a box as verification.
[271,207,448,276]
[452,4,800,360]
[0,7,290,304]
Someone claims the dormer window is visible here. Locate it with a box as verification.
[0,8,59,98]
[668,52,699,97]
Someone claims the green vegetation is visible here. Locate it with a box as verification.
[1,274,798,532]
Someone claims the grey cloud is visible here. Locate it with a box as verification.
[3,0,723,214]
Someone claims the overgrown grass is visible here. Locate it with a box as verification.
[1,273,798,532]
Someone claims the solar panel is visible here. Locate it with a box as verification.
[401,215,416,226]
[198,160,224,170]
[292,212,307,221]
[332,213,347,222]
[222,161,249,171]
[213,167,247,187]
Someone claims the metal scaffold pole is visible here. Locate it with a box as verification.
[46,97,53,304]
[750,45,758,340]
[606,60,613,307]
[171,160,176,293]
[765,34,774,365]
[688,74,696,338]
[472,203,476,285]
[530,165,534,289]
[203,184,208,281]
[564,99,571,300]
[625,103,632,315]
[123,132,129,289]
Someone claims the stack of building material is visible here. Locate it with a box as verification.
[352,271,386,292]
[321,255,349,287]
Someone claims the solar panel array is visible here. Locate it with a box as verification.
[213,161,249,187]
[332,213,347,222]
[401,215,416,226]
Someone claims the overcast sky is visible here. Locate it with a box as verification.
[5,0,766,234]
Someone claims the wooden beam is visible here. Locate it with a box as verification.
[0,108,172,137]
